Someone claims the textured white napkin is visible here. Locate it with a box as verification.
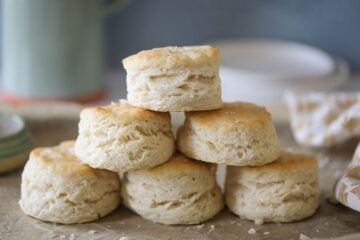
[286,92,360,147]
[335,143,360,211]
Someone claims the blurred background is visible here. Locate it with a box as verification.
[0,0,360,105]
[105,0,360,70]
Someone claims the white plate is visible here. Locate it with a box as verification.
[213,39,349,104]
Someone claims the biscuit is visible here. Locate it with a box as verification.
[75,102,175,172]
[19,141,120,224]
[225,151,321,224]
[177,102,280,166]
[121,152,224,225]
[123,45,222,112]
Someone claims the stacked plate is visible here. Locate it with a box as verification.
[0,113,32,173]
[214,39,349,104]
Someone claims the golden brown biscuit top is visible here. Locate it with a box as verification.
[186,102,272,129]
[122,45,219,71]
[137,152,216,176]
[30,141,105,176]
[80,102,170,123]
[245,151,318,172]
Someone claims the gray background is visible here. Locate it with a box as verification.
[105,0,360,71]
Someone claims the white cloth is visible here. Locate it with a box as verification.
[286,92,360,147]
[335,143,360,212]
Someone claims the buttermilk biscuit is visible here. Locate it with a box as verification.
[121,152,224,225]
[19,141,120,224]
[177,102,280,166]
[123,45,222,112]
[75,102,175,172]
[225,151,321,224]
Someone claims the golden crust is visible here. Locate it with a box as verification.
[30,141,108,176]
[80,103,170,123]
[136,152,216,176]
[122,45,219,71]
[186,102,272,129]
[242,151,318,173]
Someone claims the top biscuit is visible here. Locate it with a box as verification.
[138,152,217,177]
[186,102,272,130]
[30,141,104,176]
[80,102,170,125]
[123,45,219,71]
[239,151,318,174]
[177,101,280,166]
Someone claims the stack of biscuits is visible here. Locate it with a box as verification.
[19,45,321,226]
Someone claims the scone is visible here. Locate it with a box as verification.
[225,151,321,224]
[121,152,224,225]
[75,102,175,172]
[123,45,222,112]
[177,101,280,166]
[19,141,120,224]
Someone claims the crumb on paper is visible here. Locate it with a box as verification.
[327,195,339,204]
[264,232,270,235]
[88,230,97,235]
[208,224,215,233]
[334,170,343,178]
[248,228,256,234]
[119,237,128,240]
[300,233,310,240]
[196,224,204,229]
[318,156,330,168]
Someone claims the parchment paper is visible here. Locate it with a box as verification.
[1,103,360,240]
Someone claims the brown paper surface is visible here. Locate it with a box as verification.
[1,106,360,240]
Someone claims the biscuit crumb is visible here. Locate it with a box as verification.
[208,224,215,233]
[196,224,204,229]
[264,232,270,235]
[300,233,310,240]
[248,228,256,234]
